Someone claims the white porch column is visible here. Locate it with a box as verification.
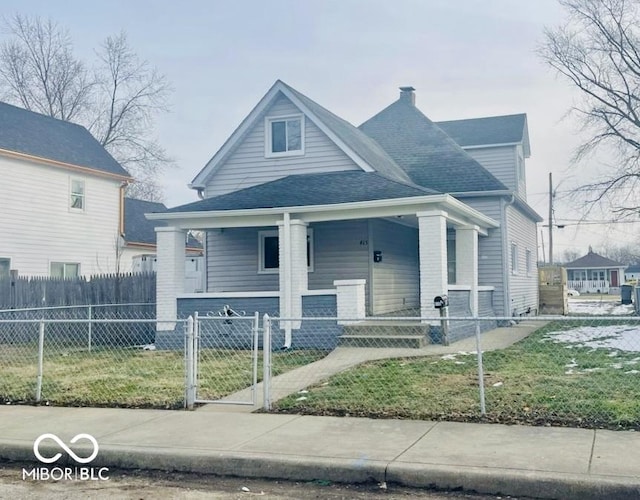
[156,226,186,331]
[417,210,448,320]
[278,216,308,347]
[334,279,366,325]
[456,225,479,316]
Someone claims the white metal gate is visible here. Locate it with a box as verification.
[185,311,260,408]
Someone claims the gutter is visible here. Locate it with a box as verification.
[451,190,543,223]
[0,148,132,182]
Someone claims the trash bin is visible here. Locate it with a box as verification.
[621,284,633,305]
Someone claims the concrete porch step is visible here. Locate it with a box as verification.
[339,323,430,348]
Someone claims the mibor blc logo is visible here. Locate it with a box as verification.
[23,433,109,481]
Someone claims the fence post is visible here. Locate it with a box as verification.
[87,304,92,352]
[185,315,195,410]
[252,312,259,405]
[474,318,486,416]
[35,320,45,403]
[262,314,272,411]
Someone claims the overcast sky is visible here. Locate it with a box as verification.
[4,0,639,262]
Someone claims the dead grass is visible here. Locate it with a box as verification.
[273,321,640,430]
[0,345,326,409]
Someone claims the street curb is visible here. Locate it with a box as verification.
[386,462,640,500]
[3,441,640,499]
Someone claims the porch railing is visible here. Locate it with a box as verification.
[567,280,609,293]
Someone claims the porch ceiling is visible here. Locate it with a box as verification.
[147,193,499,235]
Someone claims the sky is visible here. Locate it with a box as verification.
[3,0,639,262]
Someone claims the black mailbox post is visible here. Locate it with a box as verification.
[433,295,449,309]
[433,294,450,346]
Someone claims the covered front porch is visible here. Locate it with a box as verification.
[149,194,499,347]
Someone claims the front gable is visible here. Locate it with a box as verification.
[201,92,362,198]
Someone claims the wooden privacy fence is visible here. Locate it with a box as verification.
[0,272,156,310]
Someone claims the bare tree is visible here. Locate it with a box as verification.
[0,15,172,201]
[540,0,640,216]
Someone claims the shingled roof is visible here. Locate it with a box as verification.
[125,198,201,248]
[435,114,529,156]
[0,101,130,178]
[565,250,624,269]
[358,93,507,193]
[281,82,412,185]
[168,171,439,213]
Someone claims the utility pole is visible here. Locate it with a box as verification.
[549,172,554,265]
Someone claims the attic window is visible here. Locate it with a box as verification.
[265,115,304,157]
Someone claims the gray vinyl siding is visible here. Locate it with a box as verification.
[207,227,278,292]
[506,204,539,315]
[456,196,506,316]
[308,221,370,298]
[206,221,371,299]
[370,219,419,314]
[465,146,523,197]
[204,95,360,198]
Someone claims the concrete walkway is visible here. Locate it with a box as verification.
[211,320,544,410]
[1,404,640,499]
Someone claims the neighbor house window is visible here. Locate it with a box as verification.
[265,115,304,157]
[511,243,518,275]
[50,262,80,278]
[0,258,9,279]
[526,249,532,276]
[258,229,314,274]
[70,179,85,211]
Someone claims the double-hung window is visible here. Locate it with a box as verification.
[265,115,304,157]
[258,229,314,274]
[70,179,85,211]
[511,243,518,275]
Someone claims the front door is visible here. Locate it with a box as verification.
[611,270,619,287]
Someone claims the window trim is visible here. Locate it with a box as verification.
[258,229,314,274]
[525,248,532,276]
[50,262,81,279]
[70,178,86,212]
[264,114,305,158]
[511,242,519,275]
[0,257,10,279]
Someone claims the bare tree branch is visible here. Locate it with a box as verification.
[0,15,173,201]
[540,0,640,215]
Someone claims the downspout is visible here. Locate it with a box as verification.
[501,195,516,319]
[118,182,128,237]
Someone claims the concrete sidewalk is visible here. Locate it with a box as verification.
[1,405,640,499]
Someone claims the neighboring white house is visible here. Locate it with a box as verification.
[121,198,204,292]
[0,102,132,279]
[148,81,542,346]
[625,264,640,284]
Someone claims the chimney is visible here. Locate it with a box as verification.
[399,86,416,105]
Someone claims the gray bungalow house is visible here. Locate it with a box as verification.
[565,249,625,294]
[148,81,541,347]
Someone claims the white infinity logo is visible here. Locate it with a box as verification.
[33,433,99,464]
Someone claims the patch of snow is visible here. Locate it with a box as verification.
[492,382,503,387]
[545,325,640,352]
[626,370,640,374]
[568,298,635,316]
[441,354,457,360]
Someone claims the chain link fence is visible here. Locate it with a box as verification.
[265,309,640,430]
[0,304,187,409]
[4,300,640,430]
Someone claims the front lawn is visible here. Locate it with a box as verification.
[0,345,327,409]
[273,320,640,429]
